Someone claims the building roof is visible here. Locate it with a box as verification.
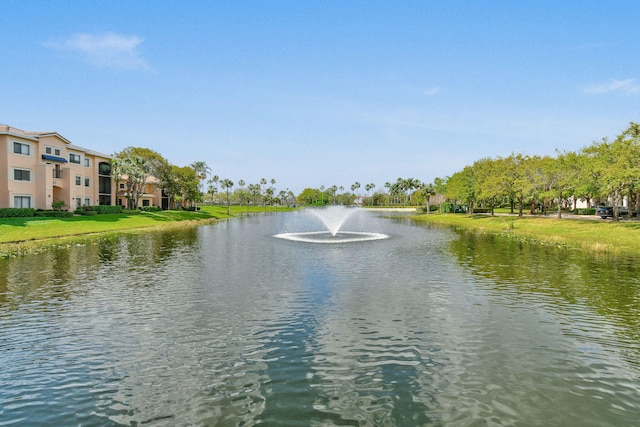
[27,131,73,145]
[68,144,113,159]
[1,124,112,159]
[0,124,39,141]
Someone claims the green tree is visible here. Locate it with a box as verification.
[111,147,169,209]
[190,161,211,209]
[351,182,361,204]
[167,165,200,208]
[297,188,319,205]
[420,182,436,214]
[586,123,640,221]
[445,167,475,212]
[220,179,234,215]
[474,158,504,216]
[540,154,579,219]
[364,183,375,206]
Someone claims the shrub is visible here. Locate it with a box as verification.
[35,210,73,218]
[75,206,96,215]
[75,205,123,215]
[421,205,439,213]
[440,202,455,213]
[440,203,467,213]
[578,208,596,215]
[140,206,161,212]
[0,208,36,218]
[94,205,123,214]
[52,200,66,211]
[123,209,142,215]
[472,208,491,213]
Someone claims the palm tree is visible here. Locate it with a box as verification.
[207,175,219,205]
[260,178,268,207]
[365,183,376,206]
[404,178,421,205]
[248,183,261,206]
[237,179,246,208]
[329,185,337,204]
[220,179,234,216]
[191,161,211,210]
[351,182,361,205]
[421,182,436,214]
[384,182,391,206]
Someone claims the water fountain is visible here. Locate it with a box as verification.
[274,206,389,243]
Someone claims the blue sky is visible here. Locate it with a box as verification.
[2,1,639,194]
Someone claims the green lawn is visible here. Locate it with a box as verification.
[412,212,640,257]
[0,205,294,257]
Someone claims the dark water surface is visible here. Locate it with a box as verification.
[1,211,639,426]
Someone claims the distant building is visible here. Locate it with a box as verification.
[114,174,166,209]
[1,124,115,210]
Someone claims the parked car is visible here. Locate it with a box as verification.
[595,206,636,219]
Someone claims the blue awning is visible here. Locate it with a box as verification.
[42,154,68,163]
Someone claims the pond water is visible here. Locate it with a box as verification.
[1,210,639,426]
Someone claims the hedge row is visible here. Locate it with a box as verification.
[0,208,36,218]
[75,205,123,215]
[0,205,128,218]
[35,210,73,218]
[0,208,77,218]
[140,206,162,212]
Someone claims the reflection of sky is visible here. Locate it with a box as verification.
[255,218,451,424]
[2,214,640,425]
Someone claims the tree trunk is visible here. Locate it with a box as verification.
[613,190,621,222]
[557,195,562,219]
[517,197,523,217]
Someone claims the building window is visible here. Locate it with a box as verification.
[76,176,82,186]
[14,195,31,208]
[85,178,91,187]
[69,153,81,164]
[99,162,111,175]
[13,142,30,155]
[45,146,52,154]
[143,199,150,207]
[99,176,111,194]
[76,198,82,209]
[13,169,31,181]
[85,198,91,206]
[84,158,90,167]
[119,183,125,189]
[55,148,61,156]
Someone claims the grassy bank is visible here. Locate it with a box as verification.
[412,213,640,257]
[0,205,294,258]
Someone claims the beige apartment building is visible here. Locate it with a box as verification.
[1,124,115,210]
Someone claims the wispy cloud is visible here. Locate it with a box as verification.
[45,32,151,71]
[423,86,441,96]
[582,78,640,95]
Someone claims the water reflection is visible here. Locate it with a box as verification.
[1,215,640,426]
[446,230,640,366]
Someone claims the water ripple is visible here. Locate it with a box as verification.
[2,215,640,425]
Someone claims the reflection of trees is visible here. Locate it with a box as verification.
[447,230,640,363]
[0,227,201,309]
[0,245,101,309]
[106,226,200,268]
